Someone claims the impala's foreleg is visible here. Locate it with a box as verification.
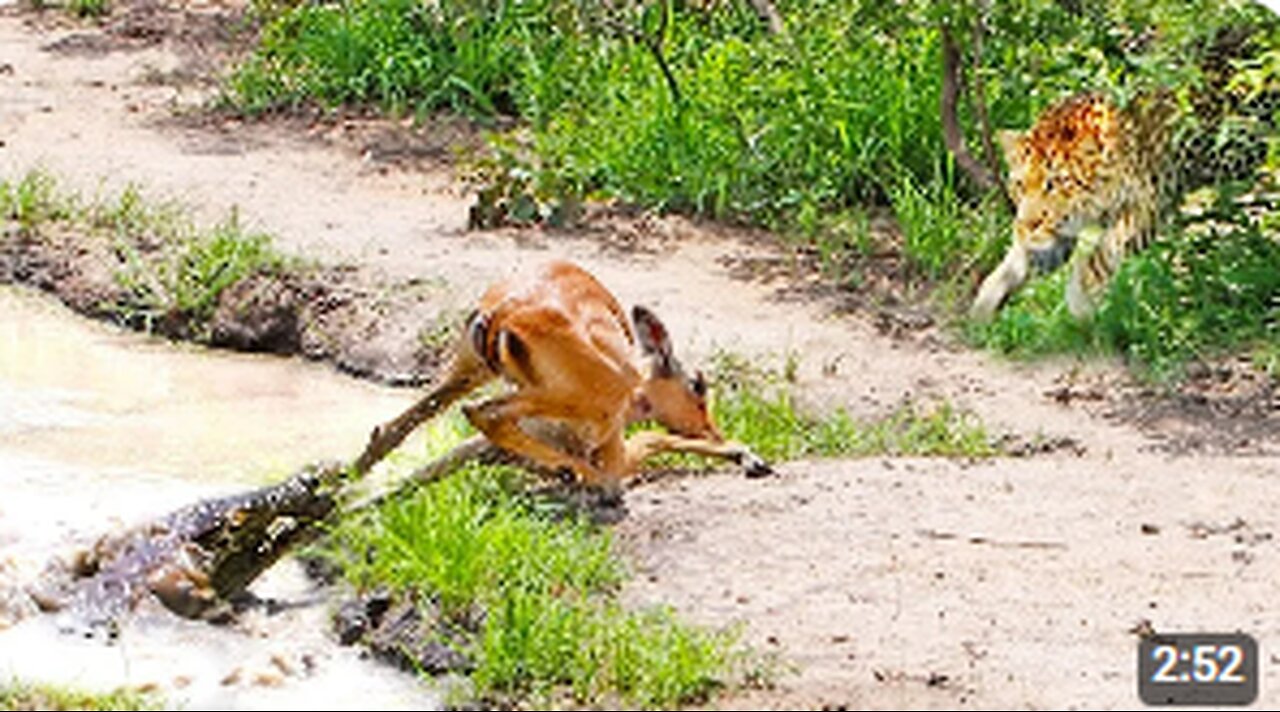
[621,430,773,479]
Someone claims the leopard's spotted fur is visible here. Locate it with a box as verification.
[971,91,1177,321]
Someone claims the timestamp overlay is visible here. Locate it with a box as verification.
[1138,633,1259,706]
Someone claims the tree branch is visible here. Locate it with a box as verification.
[600,2,683,107]
[940,23,1010,210]
[967,2,1008,210]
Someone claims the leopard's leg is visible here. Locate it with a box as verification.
[971,240,1030,322]
[1065,213,1141,320]
[1065,249,1100,321]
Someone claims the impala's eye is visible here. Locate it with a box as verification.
[690,371,708,398]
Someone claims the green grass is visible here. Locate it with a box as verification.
[966,200,1280,381]
[109,202,285,338]
[324,461,737,709]
[223,0,1278,379]
[0,679,158,711]
[1,170,291,341]
[0,170,72,235]
[227,0,559,118]
[703,352,998,463]
[714,384,998,462]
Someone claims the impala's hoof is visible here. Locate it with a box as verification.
[740,452,775,479]
[592,485,625,509]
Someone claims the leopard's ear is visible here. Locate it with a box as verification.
[997,129,1026,169]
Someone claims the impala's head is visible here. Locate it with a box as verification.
[631,305,723,442]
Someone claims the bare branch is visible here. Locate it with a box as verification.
[940,24,1001,197]
[939,20,1014,211]
[599,2,684,106]
[967,2,1010,211]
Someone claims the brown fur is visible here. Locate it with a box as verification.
[410,260,766,493]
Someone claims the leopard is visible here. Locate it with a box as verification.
[971,90,1177,322]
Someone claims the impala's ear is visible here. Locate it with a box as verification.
[997,129,1025,170]
[633,305,677,376]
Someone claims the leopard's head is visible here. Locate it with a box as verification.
[1000,95,1120,271]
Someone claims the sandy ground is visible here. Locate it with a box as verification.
[1,5,1277,708]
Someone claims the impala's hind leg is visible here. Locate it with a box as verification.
[971,241,1030,322]
[353,340,495,476]
[463,391,609,487]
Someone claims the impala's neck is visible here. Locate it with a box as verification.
[628,386,655,425]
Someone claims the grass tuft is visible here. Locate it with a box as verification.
[111,205,285,337]
[324,460,737,709]
[2,170,290,341]
[703,352,999,463]
[0,170,73,236]
[0,679,158,711]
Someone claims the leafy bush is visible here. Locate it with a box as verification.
[227,0,1279,375]
[967,206,1280,380]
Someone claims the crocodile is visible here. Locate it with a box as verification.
[29,461,344,637]
[17,388,479,636]
[17,381,764,637]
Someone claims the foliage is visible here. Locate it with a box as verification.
[707,352,999,461]
[324,462,736,708]
[0,679,158,711]
[226,0,1279,376]
[227,0,578,118]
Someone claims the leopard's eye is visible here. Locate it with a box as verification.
[1042,176,1056,194]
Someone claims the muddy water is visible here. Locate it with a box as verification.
[0,286,443,708]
